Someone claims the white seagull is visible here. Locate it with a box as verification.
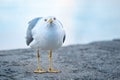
[26,16,66,73]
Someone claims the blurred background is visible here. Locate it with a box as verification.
[0,0,120,50]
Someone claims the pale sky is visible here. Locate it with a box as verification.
[0,0,120,50]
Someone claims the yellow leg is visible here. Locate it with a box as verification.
[48,49,61,73]
[34,49,46,73]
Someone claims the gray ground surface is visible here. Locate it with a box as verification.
[0,40,120,80]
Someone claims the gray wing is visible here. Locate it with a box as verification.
[58,20,65,43]
[26,17,42,46]
[58,20,63,28]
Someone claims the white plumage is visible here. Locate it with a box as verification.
[26,16,65,50]
[26,16,65,73]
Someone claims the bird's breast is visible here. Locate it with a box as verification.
[31,27,63,50]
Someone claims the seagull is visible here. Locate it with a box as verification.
[26,16,66,73]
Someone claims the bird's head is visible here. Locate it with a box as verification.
[43,16,56,24]
[39,16,63,29]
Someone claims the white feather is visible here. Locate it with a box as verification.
[29,16,65,50]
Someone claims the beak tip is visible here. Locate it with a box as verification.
[50,21,53,23]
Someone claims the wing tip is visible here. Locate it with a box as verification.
[63,34,66,43]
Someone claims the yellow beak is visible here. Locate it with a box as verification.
[48,18,53,23]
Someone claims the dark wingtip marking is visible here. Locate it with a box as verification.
[63,34,66,43]
[26,37,33,46]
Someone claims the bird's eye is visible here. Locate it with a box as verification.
[53,17,56,20]
[44,19,47,21]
